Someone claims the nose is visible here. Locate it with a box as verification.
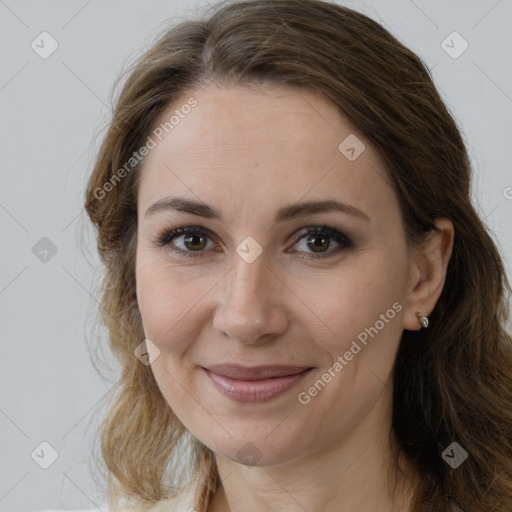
[212,253,289,345]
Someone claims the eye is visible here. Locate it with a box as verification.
[151,224,353,260]
[290,225,353,258]
[152,226,217,258]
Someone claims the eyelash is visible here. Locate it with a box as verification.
[151,224,353,260]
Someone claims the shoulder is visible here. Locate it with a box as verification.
[107,478,200,512]
[38,509,107,512]
[148,481,198,512]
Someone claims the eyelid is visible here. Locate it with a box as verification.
[286,225,353,258]
[150,225,218,259]
[291,225,352,247]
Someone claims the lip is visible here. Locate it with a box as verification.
[203,364,313,403]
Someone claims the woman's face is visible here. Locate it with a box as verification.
[135,83,414,466]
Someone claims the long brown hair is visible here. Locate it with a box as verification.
[84,1,512,510]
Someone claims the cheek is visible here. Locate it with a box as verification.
[297,249,407,357]
[135,254,206,352]
[291,255,406,437]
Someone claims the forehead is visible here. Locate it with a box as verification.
[137,84,395,223]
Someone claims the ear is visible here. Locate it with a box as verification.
[402,218,455,331]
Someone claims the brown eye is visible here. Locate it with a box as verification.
[306,234,331,253]
[183,232,208,251]
[154,226,216,258]
[291,225,353,258]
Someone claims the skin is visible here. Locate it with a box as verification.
[135,83,454,512]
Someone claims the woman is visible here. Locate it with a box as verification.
[84,0,512,510]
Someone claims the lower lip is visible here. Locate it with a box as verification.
[204,368,313,403]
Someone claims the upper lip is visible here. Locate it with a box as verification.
[204,364,312,381]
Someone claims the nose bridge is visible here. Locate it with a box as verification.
[213,249,287,343]
[227,251,271,311]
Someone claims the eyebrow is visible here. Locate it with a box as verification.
[144,196,370,223]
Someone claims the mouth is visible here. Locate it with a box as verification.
[202,364,314,403]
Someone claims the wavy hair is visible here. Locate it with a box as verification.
[84,1,512,510]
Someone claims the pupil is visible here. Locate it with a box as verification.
[184,233,206,251]
[307,235,329,252]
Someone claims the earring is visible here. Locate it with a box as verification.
[415,311,429,329]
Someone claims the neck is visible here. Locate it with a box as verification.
[208,386,417,512]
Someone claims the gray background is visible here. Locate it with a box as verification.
[0,0,511,510]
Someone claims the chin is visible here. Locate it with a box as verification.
[203,428,316,468]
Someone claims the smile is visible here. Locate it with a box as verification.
[203,364,314,403]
